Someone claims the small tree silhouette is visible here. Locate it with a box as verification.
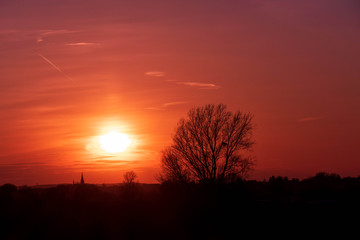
[160,104,255,184]
[123,171,137,184]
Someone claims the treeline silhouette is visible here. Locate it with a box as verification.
[1,172,359,239]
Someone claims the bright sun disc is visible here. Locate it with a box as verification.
[98,130,131,153]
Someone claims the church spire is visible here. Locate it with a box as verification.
[80,172,85,184]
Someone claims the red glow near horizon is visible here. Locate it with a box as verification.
[0,0,359,185]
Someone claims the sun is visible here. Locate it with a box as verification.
[98,130,132,153]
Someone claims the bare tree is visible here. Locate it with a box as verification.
[160,104,254,184]
[123,171,137,184]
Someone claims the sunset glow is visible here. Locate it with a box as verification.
[98,131,131,153]
[0,0,359,185]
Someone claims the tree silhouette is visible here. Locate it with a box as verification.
[160,104,254,184]
[123,171,137,184]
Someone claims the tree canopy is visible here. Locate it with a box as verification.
[160,104,254,184]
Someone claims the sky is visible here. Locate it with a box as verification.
[0,0,359,185]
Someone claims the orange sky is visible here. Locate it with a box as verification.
[1,0,360,185]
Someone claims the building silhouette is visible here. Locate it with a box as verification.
[80,172,85,185]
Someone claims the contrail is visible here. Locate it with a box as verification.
[32,49,75,83]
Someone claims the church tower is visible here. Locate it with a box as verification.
[80,172,85,185]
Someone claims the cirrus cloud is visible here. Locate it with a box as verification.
[176,81,220,90]
[66,42,99,46]
[145,71,166,77]
[37,29,82,43]
[145,101,187,111]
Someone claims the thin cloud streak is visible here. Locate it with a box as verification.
[40,29,81,36]
[161,101,188,107]
[176,81,220,89]
[145,71,166,77]
[145,101,187,111]
[37,29,82,43]
[66,42,99,46]
[32,50,75,83]
[0,29,81,43]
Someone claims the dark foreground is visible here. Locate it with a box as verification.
[1,173,360,239]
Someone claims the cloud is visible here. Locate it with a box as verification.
[37,29,82,43]
[0,29,80,43]
[161,101,188,107]
[145,101,187,111]
[32,50,75,83]
[95,160,128,164]
[145,71,165,77]
[40,29,81,36]
[145,71,219,90]
[66,42,99,46]
[176,81,220,90]
[297,117,322,122]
